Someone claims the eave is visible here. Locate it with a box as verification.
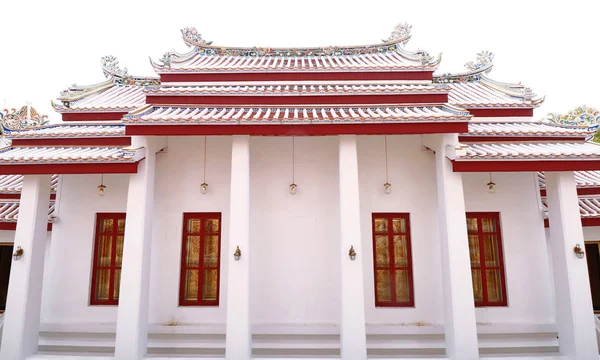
[453,160,600,172]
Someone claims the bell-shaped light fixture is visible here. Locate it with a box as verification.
[349,245,357,261]
[97,174,106,196]
[290,137,298,195]
[289,183,298,195]
[383,136,392,194]
[487,172,496,194]
[234,246,241,261]
[201,136,209,194]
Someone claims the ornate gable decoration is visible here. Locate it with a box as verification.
[181,27,213,47]
[1,105,49,132]
[545,105,600,128]
[100,56,160,87]
[435,51,494,84]
[383,22,412,45]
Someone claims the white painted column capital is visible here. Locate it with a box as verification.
[225,135,251,360]
[0,175,52,360]
[338,135,367,360]
[114,136,161,360]
[431,134,479,359]
[546,171,597,358]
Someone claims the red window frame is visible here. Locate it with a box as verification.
[466,212,508,307]
[179,212,222,306]
[371,213,415,307]
[90,213,126,306]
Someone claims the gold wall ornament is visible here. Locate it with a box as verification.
[13,246,24,261]
[349,245,357,261]
[234,246,241,261]
[574,244,585,259]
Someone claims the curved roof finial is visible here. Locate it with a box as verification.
[465,51,494,72]
[384,22,412,45]
[101,55,128,78]
[181,27,213,47]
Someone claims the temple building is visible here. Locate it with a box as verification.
[1,24,600,360]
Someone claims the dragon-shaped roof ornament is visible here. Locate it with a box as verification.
[544,105,600,128]
[181,27,213,48]
[101,55,128,79]
[1,104,49,132]
[383,22,412,45]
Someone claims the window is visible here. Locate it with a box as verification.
[180,213,222,306]
[90,213,126,305]
[372,213,414,307]
[466,212,507,306]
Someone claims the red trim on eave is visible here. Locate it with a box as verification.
[466,108,534,117]
[0,194,56,200]
[453,160,600,172]
[459,136,587,143]
[0,162,139,175]
[126,122,469,136]
[0,223,52,231]
[545,218,600,228]
[160,71,434,82]
[146,94,449,106]
[62,112,128,121]
[11,137,131,147]
[540,187,600,197]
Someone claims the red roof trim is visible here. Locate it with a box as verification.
[160,71,434,83]
[0,194,56,200]
[62,112,128,121]
[145,94,449,106]
[11,138,132,147]
[453,160,600,172]
[0,223,53,231]
[466,108,534,117]
[125,122,469,136]
[459,136,587,143]
[0,162,139,175]
[540,188,600,197]
[545,218,600,228]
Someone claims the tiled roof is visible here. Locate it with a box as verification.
[0,147,138,164]
[4,125,126,139]
[145,83,448,96]
[464,123,592,137]
[542,196,600,219]
[460,142,600,160]
[447,82,527,108]
[54,85,145,112]
[0,201,56,223]
[538,171,600,188]
[0,174,59,193]
[124,105,471,125]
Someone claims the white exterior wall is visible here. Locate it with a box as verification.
[463,172,555,325]
[37,135,555,333]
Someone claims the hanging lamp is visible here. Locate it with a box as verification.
[383,135,392,194]
[201,136,209,194]
[97,174,106,196]
[487,172,496,194]
[289,137,298,195]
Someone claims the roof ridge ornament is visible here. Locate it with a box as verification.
[544,105,600,128]
[384,22,412,45]
[181,27,213,47]
[434,50,494,84]
[1,105,50,132]
[465,51,494,71]
[101,55,128,78]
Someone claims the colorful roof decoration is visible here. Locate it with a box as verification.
[1,104,50,131]
[52,56,159,113]
[434,52,544,110]
[150,25,440,73]
[544,105,600,128]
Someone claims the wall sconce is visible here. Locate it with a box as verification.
[97,174,106,196]
[234,246,241,261]
[349,245,357,261]
[487,172,496,194]
[574,244,585,259]
[13,246,23,261]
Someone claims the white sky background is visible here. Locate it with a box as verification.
[0,0,598,120]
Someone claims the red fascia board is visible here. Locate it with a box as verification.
[126,122,469,136]
[458,136,587,143]
[0,194,57,200]
[160,71,434,82]
[62,112,128,121]
[145,94,449,106]
[540,187,600,197]
[0,162,139,175]
[0,223,52,231]
[466,108,534,117]
[453,160,600,172]
[11,137,132,147]
[545,218,600,228]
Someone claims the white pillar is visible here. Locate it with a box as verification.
[114,137,159,360]
[546,171,597,358]
[432,134,479,359]
[225,135,251,360]
[0,175,51,360]
[338,135,367,360]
